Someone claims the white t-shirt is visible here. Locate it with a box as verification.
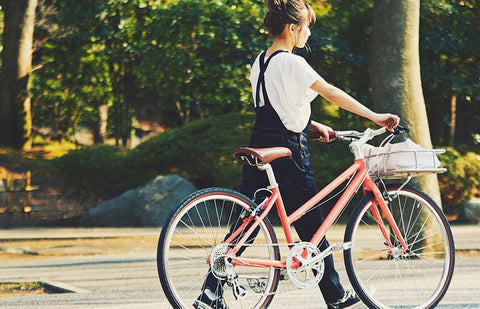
[249,52,324,133]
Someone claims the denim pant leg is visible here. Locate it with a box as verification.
[281,179,344,303]
[242,129,345,303]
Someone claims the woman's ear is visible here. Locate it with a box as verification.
[284,23,294,33]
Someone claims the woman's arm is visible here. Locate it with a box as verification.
[310,79,399,130]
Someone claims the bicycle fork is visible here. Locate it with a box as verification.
[366,178,410,254]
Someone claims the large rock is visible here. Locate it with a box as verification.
[80,174,196,227]
[457,198,480,224]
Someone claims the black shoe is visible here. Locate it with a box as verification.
[193,290,229,309]
[327,290,361,309]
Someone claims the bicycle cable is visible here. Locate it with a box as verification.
[302,170,357,222]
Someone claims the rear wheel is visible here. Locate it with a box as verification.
[158,187,281,309]
[344,185,455,308]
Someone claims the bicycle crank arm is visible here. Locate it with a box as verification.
[310,242,351,265]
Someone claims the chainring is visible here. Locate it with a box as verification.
[286,242,325,289]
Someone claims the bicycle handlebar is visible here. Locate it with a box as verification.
[310,127,386,142]
[310,116,408,144]
[311,124,409,151]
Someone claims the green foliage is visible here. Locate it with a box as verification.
[420,0,480,145]
[53,144,130,200]
[137,0,267,125]
[438,148,480,213]
[31,0,114,142]
[31,0,268,142]
[129,111,255,189]
[305,0,373,105]
[24,0,479,149]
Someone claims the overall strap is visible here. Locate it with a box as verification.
[254,50,286,108]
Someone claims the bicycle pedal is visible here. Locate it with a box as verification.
[331,242,351,252]
[192,300,212,309]
[247,278,267,293]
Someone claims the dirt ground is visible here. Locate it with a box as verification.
[0,229,159,297]
[0,235,159,264]
[0,235,159,298]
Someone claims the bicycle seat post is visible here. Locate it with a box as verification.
[258,163,278,190]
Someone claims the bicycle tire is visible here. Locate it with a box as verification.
[344,184,455,309]
[158,187,281,309]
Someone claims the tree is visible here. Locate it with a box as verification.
[31,0,114,145]
[420,0,479,147]
[138,0,266,126]
[0,0,38,150]
[370,0,442,205]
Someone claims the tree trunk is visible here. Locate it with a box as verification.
[0,0,37,150]
[370,0,442,206]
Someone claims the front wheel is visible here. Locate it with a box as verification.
[344,185,455,308]
[157,187,281,309]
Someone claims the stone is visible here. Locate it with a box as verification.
[80,174,196,227]
[457,198,480,224]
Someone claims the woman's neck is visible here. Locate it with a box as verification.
[266,37,293,56]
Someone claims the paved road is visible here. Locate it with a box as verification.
[0,225,479,308]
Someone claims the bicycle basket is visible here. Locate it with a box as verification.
[362,138,446,179]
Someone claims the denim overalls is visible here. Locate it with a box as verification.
[239,50,345,303]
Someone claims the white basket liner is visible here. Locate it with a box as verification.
[362,139,446,179]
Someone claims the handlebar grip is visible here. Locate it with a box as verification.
[310,131,336,140]
[386,117,397,129]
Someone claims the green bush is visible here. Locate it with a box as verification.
[129,111,255,190]
[53,145,131,201]
[438,148,480,213]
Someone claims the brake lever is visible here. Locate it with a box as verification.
[393,125,409,136]
[336,136,357,144]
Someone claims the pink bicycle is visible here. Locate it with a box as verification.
[158,125,455,309]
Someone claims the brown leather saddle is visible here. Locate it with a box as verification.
[234,147,292,166]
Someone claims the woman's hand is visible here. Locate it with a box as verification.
[372,114,400,132]
[311,121,334,142]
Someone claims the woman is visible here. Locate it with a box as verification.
[195,1,399,308]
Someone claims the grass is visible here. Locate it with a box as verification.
[0,282,45,297]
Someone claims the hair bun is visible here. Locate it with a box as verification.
[267,0,287,11]
[264,0,309,37]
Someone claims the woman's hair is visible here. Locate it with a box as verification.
[264,0,316,37]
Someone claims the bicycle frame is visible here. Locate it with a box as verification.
[224,157,409,270]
